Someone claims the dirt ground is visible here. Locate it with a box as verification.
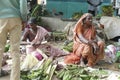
[0,41,120,80]
[0,75,9,80]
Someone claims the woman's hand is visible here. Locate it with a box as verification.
[31,42,41,48]
[89,41,99,54]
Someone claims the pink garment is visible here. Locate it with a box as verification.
[39,44,67,57]
[32,26,49,44]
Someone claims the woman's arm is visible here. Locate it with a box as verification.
[78,34,89,44]
[21,28,29,41]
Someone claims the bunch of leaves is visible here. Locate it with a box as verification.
[72,11,83,20]
[20,58,57,80]
[91,68,109,79]
[102,5,114,16]
[51,31,67,41]
[29,4,48,17]
[63,41,73,52]
[20,70,30,80]
[55,64,99,80]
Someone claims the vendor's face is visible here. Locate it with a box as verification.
[85,16,92,26]
[29,23,37,29]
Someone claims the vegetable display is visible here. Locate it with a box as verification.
[21,59,110,80]
[20,57,57,80]
[55,65,100,80]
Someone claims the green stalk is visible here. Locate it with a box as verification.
[43,58,53,74]
[49,64,57,80]
[31,5,40,17]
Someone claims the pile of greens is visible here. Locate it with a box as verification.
[21,60,109,80]
[56,65,110,80]
[20,58,57,80]
[63,41,73,52]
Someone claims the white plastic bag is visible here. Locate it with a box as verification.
[21,54,39,70]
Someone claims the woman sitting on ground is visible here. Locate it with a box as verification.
[64,13,105,67]
[21,17,50,49]
[21,17,67,58]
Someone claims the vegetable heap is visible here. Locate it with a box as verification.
[21,59,109,80]
[55,64,100,80]
[20,57,57,80]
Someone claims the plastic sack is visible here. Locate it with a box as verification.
[100,16,120,39]
[26,45,36,54]
[104,45,117,63]
[107,44,117,55]
[21,54,39,70]
[32,50,43,61]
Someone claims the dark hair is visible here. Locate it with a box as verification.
[28,17,37,24]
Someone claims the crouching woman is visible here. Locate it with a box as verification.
[64,13,105,67]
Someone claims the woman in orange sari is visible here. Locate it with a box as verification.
[64,13,105,67]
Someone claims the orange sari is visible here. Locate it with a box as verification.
[64,13,104,66]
